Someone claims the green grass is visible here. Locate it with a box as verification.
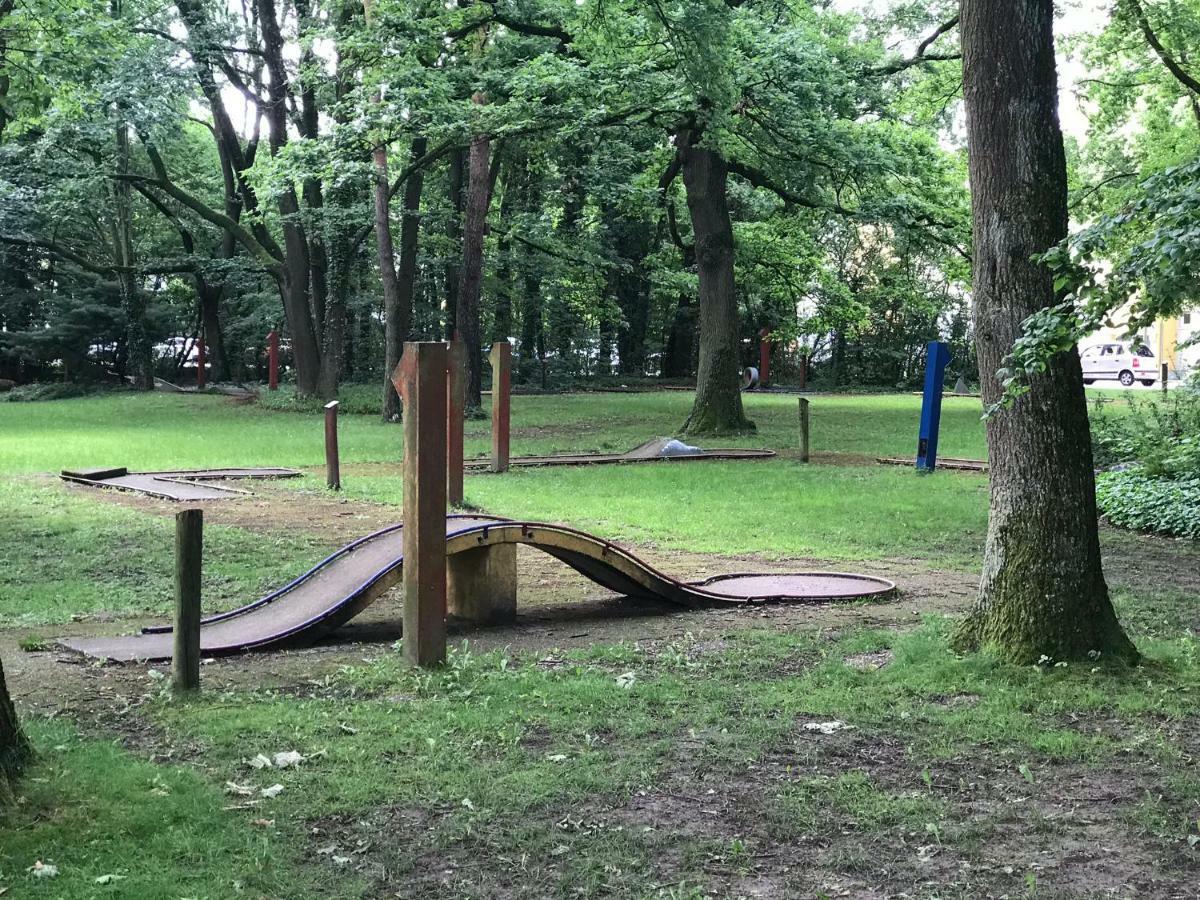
[132,618,1200,895]
[0,720,365,898]
[0,479,339,626]
[2,388,1197,897]
[334,461,990,566]
[0,390,992,474]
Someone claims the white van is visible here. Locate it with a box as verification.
[1079,343,1157,387]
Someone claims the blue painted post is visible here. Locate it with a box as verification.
[916,341,952,472]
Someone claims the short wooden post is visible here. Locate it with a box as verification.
[489,341,511,473]
[758,328,771,387]
[798,398,810,463]
[173,508,203,694]
[196,335,206,389]
[324,400,340,490]
[392,342,448,667]
[267,330,280,390]
[448,543,517,624]
[446,339,466,506]
[1162,362,1169,399]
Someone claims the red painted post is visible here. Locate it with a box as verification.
[267,330,280,390]
[758,328,771,388]
[391,343,448,667]
[196,335,206,390]
[446,339,466,506]
[489,341,511,473]
[324,401,340,491]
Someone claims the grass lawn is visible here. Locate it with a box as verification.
[0,390,991,473]
[1,388,1197,897]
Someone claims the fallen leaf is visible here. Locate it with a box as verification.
[803,721,854,735]
[94,874,126,885]
[247,754,273,770]
[332,856,351,866]
[615,671,636,689]
[225,782,256,796]
[545,754,568,762]
[260,784,284,798]
[250,818,275,828]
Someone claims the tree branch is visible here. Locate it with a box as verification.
[1126,0,1200,95]
[868,16,961,76]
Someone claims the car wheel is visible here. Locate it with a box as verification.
[1083,379,1095,385]
[1141,380,1156,387]
[1119,370,1135,386]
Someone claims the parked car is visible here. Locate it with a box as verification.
[1079,342,1157,387]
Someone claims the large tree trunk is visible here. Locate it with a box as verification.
[954,0,1137,664]
[677,135,752,434]
[0,654,31,805]
[456,125,491,413]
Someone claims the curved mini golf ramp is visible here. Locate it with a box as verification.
[56,515,895,662]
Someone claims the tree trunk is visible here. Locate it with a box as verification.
[197,281,228,381]
[677,135,752,434]
[112,123,153,390]
[457,125,491,413]
[0,653,31,804]
[258,0,322,396]
[954,0,1137,665]
[382,138,427,416]
[374,137,403,418]
[444,149,465,340]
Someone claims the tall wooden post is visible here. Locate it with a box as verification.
[1162,362,1169,400]
[267,330,280,390]
[324,400,341,490]
[446,339,466,506]
[798,398,810,463]
[173,508,203,694]
[489,341,511,473]
[392,342,448,667]
[758,328,771,388]
[799,354,809,391]
[196,335,206,389]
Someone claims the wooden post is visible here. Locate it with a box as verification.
[173,508,203,694]
[799,354,809,391]
[489,341,512,473]
[446,339,466,506]
[196,335,206,389]
[324,400,341,490]
[1162,362,1169,399]
[267,330,280,390]
[392,342,448,667]
[798,398,810,463]
[758,328,771,387]
[448,544,517,624]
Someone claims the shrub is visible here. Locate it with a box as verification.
[1090,380,1200,476]
[1096,469,1200,540]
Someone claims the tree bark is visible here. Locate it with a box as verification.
[457,123,491,413]
[112,123,154,390]
[378,137,427,418]
[677,134,752,434]
[0,653,31,805]
[954,0,1137,665]
[443,149,466,340]
[258,0,323,396]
